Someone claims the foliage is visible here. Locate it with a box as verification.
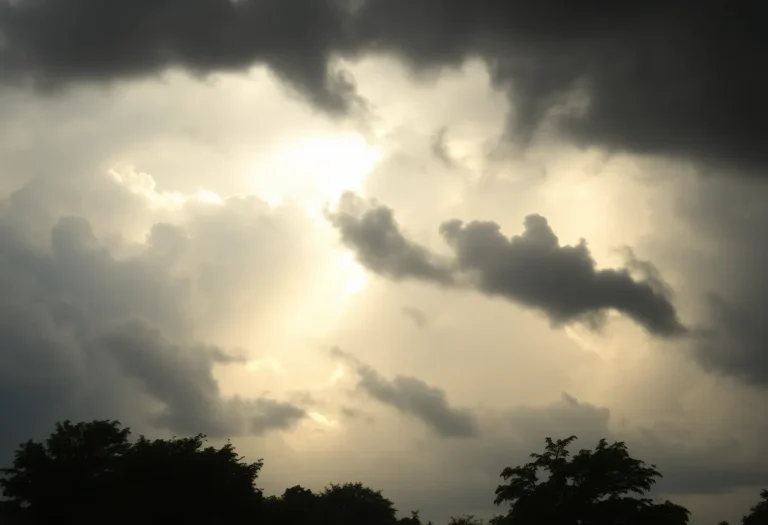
[398,510,425,525]
[13,420,768,525]
[319,482,398,525]
[448,514,485,525]
[742,489,768,525]
[0,420,262,525]
[492,436,690,525]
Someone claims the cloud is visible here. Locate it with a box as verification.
[635,172,768,389]
[0,171,312,454]
[0,0,361,114]
[401,306,429,329]
[359,2,768,174]
[2,2,764,173]
[329,193,686,337]
[692,296,767,387]
[331,348,480,438]
[326,192,454,284]
[430,127,454,168]
[98,321,306,436]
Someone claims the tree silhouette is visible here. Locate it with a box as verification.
[492,436,690,525]
[742,489,768,525]
[0,420,263,525]
[448,514,485,525]
[399,510,430,525]
[319,482,399,525]
[7,421,753,525]
[264,485,321,525]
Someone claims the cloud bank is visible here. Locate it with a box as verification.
[0,171,313,454]
[2,1,764,174]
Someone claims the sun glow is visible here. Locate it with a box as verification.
[248,133,382,212]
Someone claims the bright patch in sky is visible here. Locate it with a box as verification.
[337,251,368,297]
[245,357,287,376]
[110,166,223,209]
[308,411,337,427]
[248,133,382,212]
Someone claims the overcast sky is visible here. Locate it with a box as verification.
[1,2,767,523]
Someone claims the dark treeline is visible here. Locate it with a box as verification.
[0,421,765,525]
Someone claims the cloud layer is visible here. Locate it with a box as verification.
[2,1,764,173]
[0,172,311,454]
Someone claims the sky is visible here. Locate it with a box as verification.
[0,1,767,523]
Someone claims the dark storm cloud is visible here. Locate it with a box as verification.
[0,176,308,455]
[329,193,686,337]
[326,192,454,284]
[1,1,765,173]
[355,1,768,174]
[645,175,768,388]
[331,348,479,438]
[0,0,360,113]
[694,295,768,388]
[441,216,686,336]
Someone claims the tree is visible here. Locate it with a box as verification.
[264,485,321,525]
[448,514,485,525]
[0,420,263,525]
[492,436,690,525]
[398,510,424,525]
[318,482,398,525]
[742,489,768,525]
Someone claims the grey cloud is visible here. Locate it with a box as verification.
[693,296,768,388]
[455,394,615,482]
[2,2,764,174]
[441,216,686,336]
[339,406,375,424]
[98,321,305,436]
[642,174,768,388]
[401,306,429,329]
[331,348,479,438]
[326,192,454,284]
[620,246,676,301]
[634,427,768,496]
[330,193,686,337]
[0,174,309,456]
[0,0,361,114]
[355,1,768,174]
[430,127,454,168]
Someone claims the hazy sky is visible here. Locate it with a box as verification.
[1,2,767,523]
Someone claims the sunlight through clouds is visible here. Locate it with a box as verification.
[2,5,766,520]
[247,133,382,213]
[109,165,224,210]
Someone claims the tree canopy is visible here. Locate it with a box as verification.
[0,420,764,525]
[0,420,263,525]
[492,436,690,525]
[742,489,768,525]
